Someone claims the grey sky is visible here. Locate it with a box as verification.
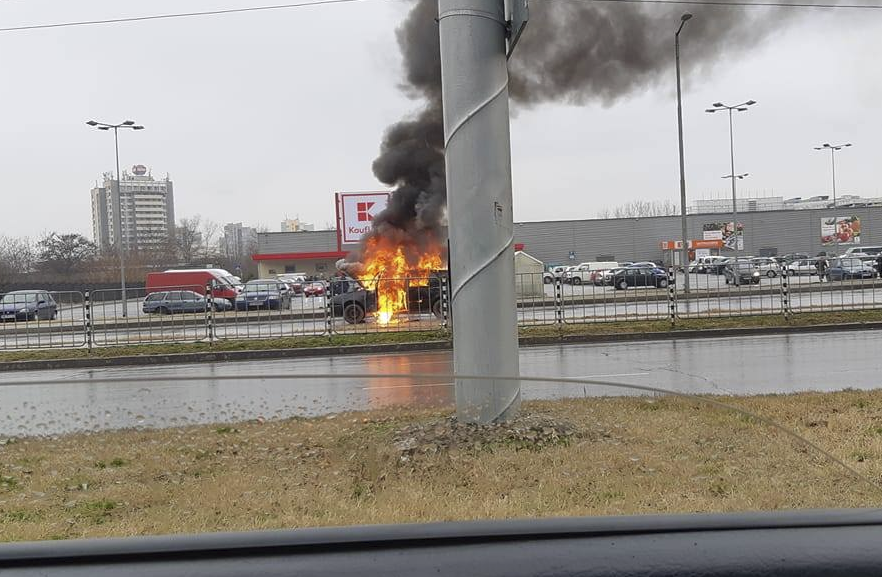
[1,0,879,239]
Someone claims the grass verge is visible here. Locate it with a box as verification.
[4,309,882,364]
[2,389,882,542]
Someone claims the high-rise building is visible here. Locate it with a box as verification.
[280,217,314,233]
[91,165,175,252]
[222,222,258,258]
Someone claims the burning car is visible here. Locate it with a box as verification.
[329,274,445,324]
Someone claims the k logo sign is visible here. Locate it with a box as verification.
[336,192,391,245]
[357,202,376,222]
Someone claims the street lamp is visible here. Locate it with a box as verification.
[87,119,145,317]
[707,100,756,255]
[675,12,692,292]
[814,142,851,208]
[814,142,851,254]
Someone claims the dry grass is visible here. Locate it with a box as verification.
[2,389,882,542]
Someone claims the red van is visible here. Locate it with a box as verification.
[145,269,241,302]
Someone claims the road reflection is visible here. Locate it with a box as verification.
[363,352,454,410]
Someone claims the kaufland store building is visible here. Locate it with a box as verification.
[252,193,882,277]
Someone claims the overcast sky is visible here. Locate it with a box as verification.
[1,0,880,239]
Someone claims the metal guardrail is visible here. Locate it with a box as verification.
[2,268,882,351]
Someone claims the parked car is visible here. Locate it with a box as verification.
[277,273,308,295]
[329,275,443,324]
[566,261,619,285]
[303,281,326,297]
[235,279,292,311]
[750,257,781,278]
[689,256,728,274]
[626,261,658,269]
[142,290,232,315]
[825,258,878,281]
[0,290,57,322]
[786,259,818,276]
[843,246,882,257]
[610,268,670,290]
[543,265,569,284]
[723,261,761,286]
[780,253,810,263]
[705,258,731,275]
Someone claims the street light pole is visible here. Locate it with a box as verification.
[675,13,692,293]
[814,143,851,208]
[112,126,127,315]
[87,119,145,317]
[706,100,756,256]
[814,142,851,255]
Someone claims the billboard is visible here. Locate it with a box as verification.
[336,191,391,246]
[821,216,861,246]
[703,221,743,251]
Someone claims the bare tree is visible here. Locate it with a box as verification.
[598,199,679,219]
[0,236,37,276]
[36,232,97,275]
[176,216,203,263]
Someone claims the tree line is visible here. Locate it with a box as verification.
[0,216,261,283]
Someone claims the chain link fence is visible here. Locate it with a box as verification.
[3,265,882,351]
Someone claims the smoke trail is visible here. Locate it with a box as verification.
[350,0,791,263]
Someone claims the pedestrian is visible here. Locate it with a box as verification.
[816,256,828,281]
[876,253,882,278]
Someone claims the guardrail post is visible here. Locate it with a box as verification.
[669,267,677,326]
[441,274,451,331]
[206,284,215,345]
[554,278,564,325]
[324,284,334,336]
[781,267,791,320]
[84,290,93,351]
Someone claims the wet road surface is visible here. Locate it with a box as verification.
[2,329,880,436]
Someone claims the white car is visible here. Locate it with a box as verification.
[543,265,569,284]
[750,257,781,278]
[565,262,620,285]
[689,256,729,274]
[786,259,818,276]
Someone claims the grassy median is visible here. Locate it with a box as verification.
[3,309,882,364]
[2,389,882,542]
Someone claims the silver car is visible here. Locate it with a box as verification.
[750,257,781,278]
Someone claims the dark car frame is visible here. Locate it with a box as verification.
[142,290,230,315]
[0,290,58,322]
[329,274,445,324]
[723,262,762,286]
[610,267,670,290]
[825,258,878,281]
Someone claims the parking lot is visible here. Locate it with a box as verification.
[3,268,882,351]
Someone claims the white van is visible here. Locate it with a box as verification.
[565,261,620,285]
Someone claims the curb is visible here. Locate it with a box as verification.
[2,321,881,373]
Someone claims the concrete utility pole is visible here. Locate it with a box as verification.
[439,0,521,423]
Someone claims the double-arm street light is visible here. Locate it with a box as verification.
[86,120,145,316]
[814,142,852,208]
[675,12,692,292]
[706,100,756,256]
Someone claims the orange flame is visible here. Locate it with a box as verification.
[358,236,444,324]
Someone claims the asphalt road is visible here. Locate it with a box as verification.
[2,330,880,437]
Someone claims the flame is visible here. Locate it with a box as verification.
[358,236,444,324]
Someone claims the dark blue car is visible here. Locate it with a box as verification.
[235,280,292,311]
[825,258,878,281]
[142,290,232,315]
[0,290,57,322]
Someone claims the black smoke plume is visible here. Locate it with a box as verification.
[348,0,789,264]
